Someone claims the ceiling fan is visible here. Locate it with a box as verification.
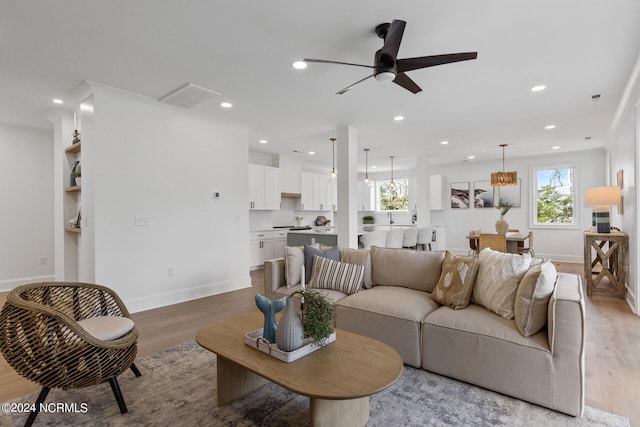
[304,19,477,95]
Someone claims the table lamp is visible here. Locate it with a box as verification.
[584,186,620,233]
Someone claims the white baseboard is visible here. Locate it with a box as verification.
[125,276,252,314]
[0,275,56,292]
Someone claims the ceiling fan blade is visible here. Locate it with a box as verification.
[303,58,374,69]
[396,52,478,73]
[380,19,406,65]
[393,72,422,94]
[336,74,374,95]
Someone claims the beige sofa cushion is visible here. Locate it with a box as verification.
[339,248,372,288]
[515,261,557,337]
[309,256,365,295]
[431,251,479,309]
[472,248,531,319]
[371,246,444,292]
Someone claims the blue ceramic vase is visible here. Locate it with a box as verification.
[255,294,286,343]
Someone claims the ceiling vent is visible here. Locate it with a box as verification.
[591,94,601,102]
[158,83,221,108]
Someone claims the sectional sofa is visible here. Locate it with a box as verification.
[264,246,585,417]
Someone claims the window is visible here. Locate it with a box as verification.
[532,166,576,227]
[377,178,409,211]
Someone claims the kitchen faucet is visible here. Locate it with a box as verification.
[388,212,394,224]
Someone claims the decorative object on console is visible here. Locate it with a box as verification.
[275,297,304,352]
[69,160,80,187]
[491,144,517,186]
[293,288,336,347]
[254,294,286,344]
[584,186,621,233]
[495,200,512,235]
[363,215,375,224]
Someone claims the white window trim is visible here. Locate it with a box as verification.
[529,164,580,230]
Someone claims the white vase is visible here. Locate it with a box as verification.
[276,297,304,352]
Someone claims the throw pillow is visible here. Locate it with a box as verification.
[431,251,479,309]
[472,248,532,319]
[304,244,340,283]
[339,248,372,289]
[370,246,445,292]
[514,261,558,337]
[309,255,365,295]
[284,246,305,288]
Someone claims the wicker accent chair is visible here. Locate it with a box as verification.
[478,233,507,252]
[0,282,140,427]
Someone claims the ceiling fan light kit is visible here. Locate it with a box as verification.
[491,144,518,186]
[304,19,477,95]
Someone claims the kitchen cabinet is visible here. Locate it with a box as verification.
[249,164,281,210]
[359,182,375,211]
[272,230,287,259]
[249,231,274,268]
[300,172,332,211]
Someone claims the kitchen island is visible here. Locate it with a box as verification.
[286,228,338,246]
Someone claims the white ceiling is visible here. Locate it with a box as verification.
[2,1,640,173]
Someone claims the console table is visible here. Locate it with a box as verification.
[583,232,627,298]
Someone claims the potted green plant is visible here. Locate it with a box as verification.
[293,288,336,346]
[363,215,375,224]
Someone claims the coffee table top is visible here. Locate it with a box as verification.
[196,311,403,400]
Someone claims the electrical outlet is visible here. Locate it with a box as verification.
[135,216,150,226]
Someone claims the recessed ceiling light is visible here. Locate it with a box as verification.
[467,155,475,159]
[52,99,64,104]
[552,146,560,150]
[545,124,556,130]
[440,141,449,145]
[531,85,546,92]
[308,151,315,155]
[371,165,377,169]
[292,61,307,70]
[393,116,405,121]
[220,102,232,108]
[259,139,268,144]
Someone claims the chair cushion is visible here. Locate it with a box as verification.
[431,251,479,309]
[309,256,365,295]
[77,316,135,341]
[472,248,532,319]
[514,261,557,337]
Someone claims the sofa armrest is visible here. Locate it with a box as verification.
[547,272,585,416]
[264,258,285,300]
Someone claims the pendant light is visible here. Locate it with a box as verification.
[330,138,337,178]
[388,155,396,189]
[364,148,370,184]
[491,144,517,186]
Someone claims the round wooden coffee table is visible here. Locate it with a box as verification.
[196,311,403,427]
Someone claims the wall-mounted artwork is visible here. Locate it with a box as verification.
[495,178,521,207]
[473,180,494,208]
[451,182,470,209]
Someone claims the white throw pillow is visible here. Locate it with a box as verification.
[284,246,306,287]
[472,248,532,319]
[514,261,557,337]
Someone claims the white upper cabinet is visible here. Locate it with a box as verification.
[359,182,375,211]
[249,164,281,210]
[300,172,332,211]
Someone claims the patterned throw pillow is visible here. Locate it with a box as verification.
[431,251,479,309]
[309,255,365,295]
[514,261,557,337]
[472,248,532,319]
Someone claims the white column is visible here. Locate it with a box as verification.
[336,126,359,248]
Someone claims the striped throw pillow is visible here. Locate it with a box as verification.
[309,255,365,295]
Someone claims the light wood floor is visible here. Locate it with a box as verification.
[1,263,639,426]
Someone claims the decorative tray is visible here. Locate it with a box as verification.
[243,328,336,363]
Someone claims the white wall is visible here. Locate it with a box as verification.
[74,83,251,312]
[608,54,640,314]
[418,149,606,263]
[0,124,54,290]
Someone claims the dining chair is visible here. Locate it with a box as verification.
[518,231,535,256]
[479,233,507,252]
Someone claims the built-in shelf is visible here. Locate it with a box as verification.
[65,227,81,233]
[64,142,81,153]
[65,185,81,192]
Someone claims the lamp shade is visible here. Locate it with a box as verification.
[584,186,620,207]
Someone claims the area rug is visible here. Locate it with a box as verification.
[0,341,629,427]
